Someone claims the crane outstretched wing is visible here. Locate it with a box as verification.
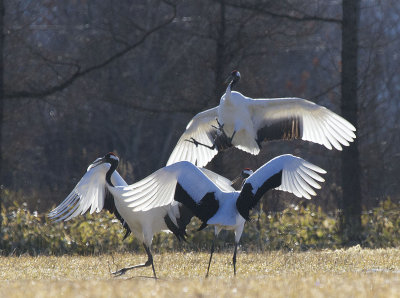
[166,107,219,167]
[200,167,235,192]
[236,154,326,220]
[112,161,227,226]
[48,163,127,222]
[248,97,356,150]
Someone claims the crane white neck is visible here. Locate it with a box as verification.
[224,83,233,102]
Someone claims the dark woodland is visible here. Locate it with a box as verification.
[1,0,399,245]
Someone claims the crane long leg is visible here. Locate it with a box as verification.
[232,242,238,276]
[185,119,235,152]
[229,131,236,143]
[185,137,216,150]
[205,233,217,278]
[112,244,157,279]
[216,118,224,130]
[145,245,157,279]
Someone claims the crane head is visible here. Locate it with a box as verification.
[241,168,253,179]
[89,152,119,170]
[105,152,119,162]
[231,167,253,187]
[231,70,241,81]
[225,70,241,89]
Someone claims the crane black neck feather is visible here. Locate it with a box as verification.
[229,71,240,90]
[105,159,119,187]
[102,157,130,240]
[236,170,282,221]
[230,78,238,90]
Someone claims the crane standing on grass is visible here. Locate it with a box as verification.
[111,154,326,276]
[48,153,234,278]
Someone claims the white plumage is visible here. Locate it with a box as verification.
[167,108,219,167]
[167,70,356,167]
[48,153,233,278]
[48,162,126,221]
[117,154,326,276]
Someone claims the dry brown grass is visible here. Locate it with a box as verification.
[1,246,400,297]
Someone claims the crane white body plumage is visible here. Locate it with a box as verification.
[49,162,173,246]
[117,154,326,276]
[48,154,234,278]
[167,71,356,167]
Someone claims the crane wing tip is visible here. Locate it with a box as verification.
[302,161,327,175]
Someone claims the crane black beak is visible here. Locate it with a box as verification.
[231,175,241,185]
[90,157,107,169]
[224,74,233,85]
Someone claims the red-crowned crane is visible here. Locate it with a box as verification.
[48,153,233,278]
[111,154,326,276]
[167,70,356,167]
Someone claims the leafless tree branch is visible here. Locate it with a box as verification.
[310,82,340,101]
[5,2,177,99]
[226,2,341,24]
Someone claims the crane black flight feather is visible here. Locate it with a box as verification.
[174,183,219,231]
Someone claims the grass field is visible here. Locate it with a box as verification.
[1,246,400,297]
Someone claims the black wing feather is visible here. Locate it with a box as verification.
[174,183,219,230]
[256,117,301,146]
[164,204,193,242]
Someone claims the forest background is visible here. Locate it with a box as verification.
[1,0,399,252]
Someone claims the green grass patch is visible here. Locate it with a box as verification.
[1,198,400,255]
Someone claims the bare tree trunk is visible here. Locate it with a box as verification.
[340,0,362,244]
[209,0,227,171]
[214,0,226,100]
[0,0,4,233]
